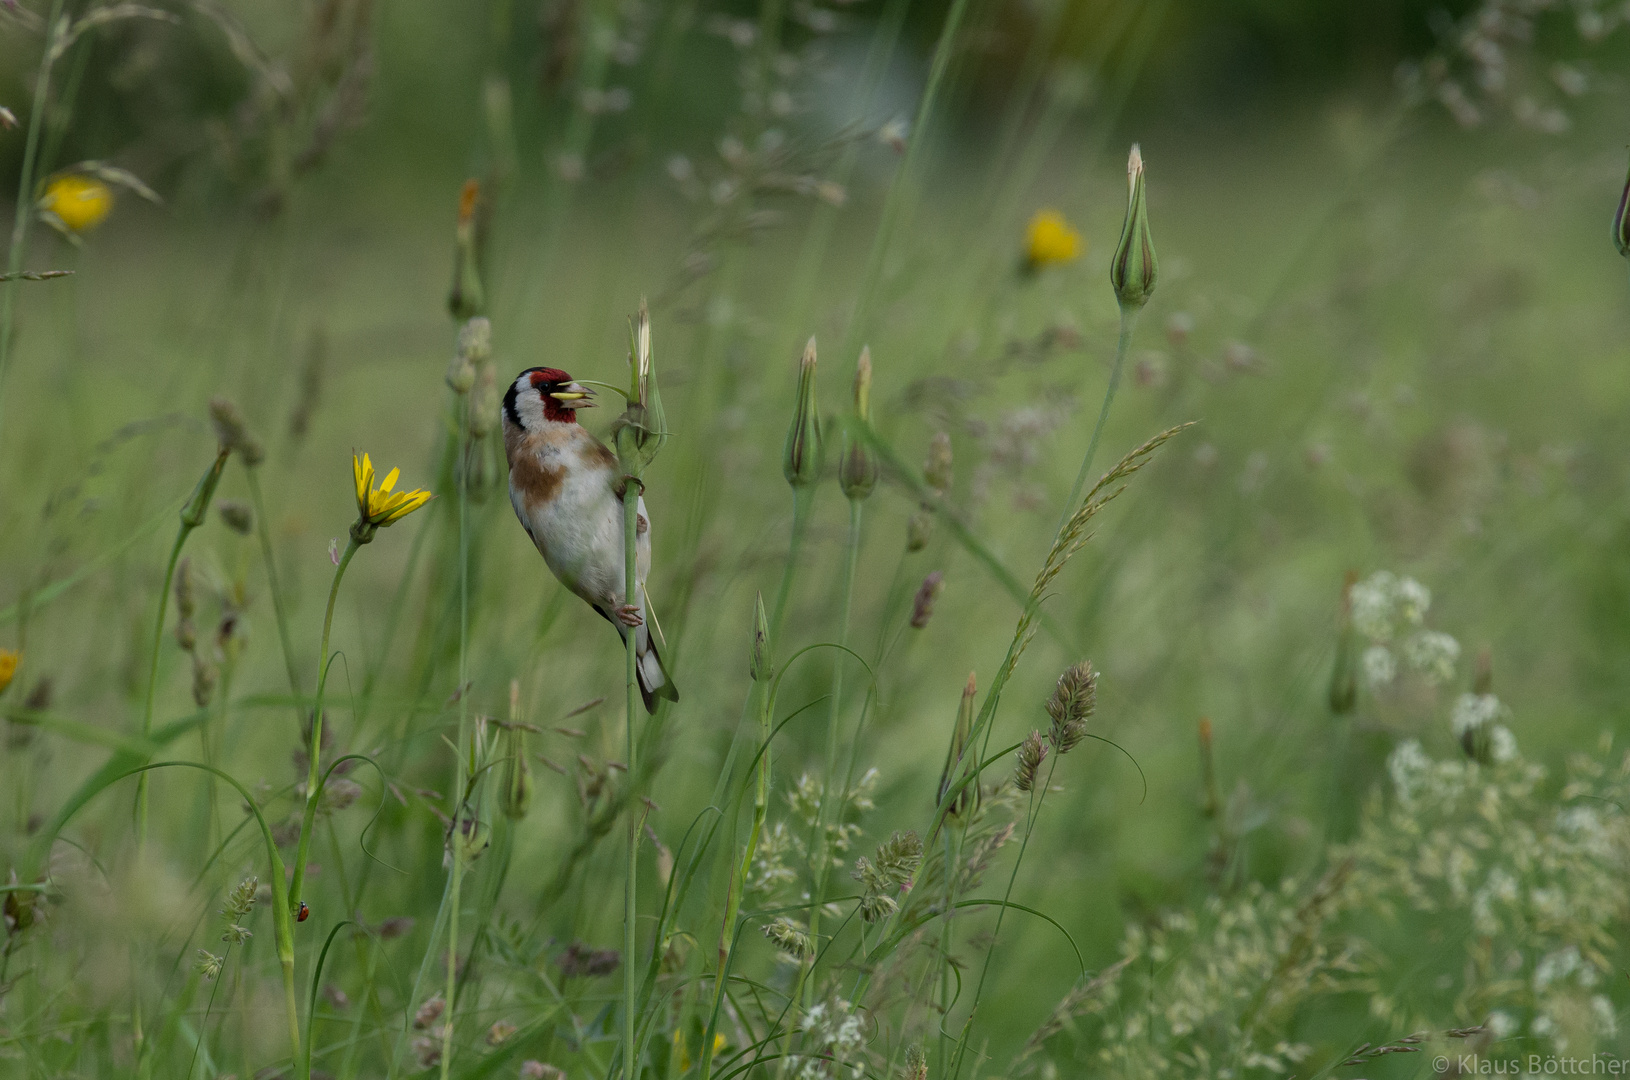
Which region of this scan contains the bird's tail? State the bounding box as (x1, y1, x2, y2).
(635, 587, 678, 714)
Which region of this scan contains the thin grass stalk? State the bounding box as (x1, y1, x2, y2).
(699, 662, 774, 1080)
(622, 477, 641, 1080)
(287, 536, 360, 920)
(949, 750, 1060, 1080)
(442, 409, 476, 1080)
(245, 467, 305, 723)
(838, 0, 973, 357)
(806, 498, 862, 990)
(0, 0, 67, 429)
(1053, 308, 1137, 540)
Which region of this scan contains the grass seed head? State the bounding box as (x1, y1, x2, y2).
(1046, 660, 1097, 754)
(783, 337, 824, 489)
(1110, 144, 1158, 310)
(764, 915, 814, 958)
(208, 397, 265, 466)
(909, 571, 944, 629)
(217, 500, 253, 535)
(903, 1045, 928, 1080)
(1016, 730, 1048, 792)
(413, 994, 446, 1030)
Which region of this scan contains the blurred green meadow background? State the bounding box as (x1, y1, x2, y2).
(4, 0, 1630, 1077)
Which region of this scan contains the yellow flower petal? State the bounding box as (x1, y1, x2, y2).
(380, 467, 399, 495)
(0, 649, 18, 695)
(1024, 208, 1082, 268)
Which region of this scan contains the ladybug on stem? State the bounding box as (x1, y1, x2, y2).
(297, 901, 310, 923)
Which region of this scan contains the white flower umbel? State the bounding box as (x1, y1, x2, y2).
(1362, 645, 1398, 690)
(1403, 629, 1460, 684)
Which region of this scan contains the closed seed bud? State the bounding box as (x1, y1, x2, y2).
(192, 655, 218, 707)
(413, 995, 446, 1030)
(839, 348, 878, 501)
(458, 316, 493, 364)
(938, 672, 980, 819)
(1046, 661, 1096, 754)
(445, 353, 476, 393)
(218, 500, 253, 535)
(500, 680, 533, 820)
(782, 338, 823, 489)
(1015, 730, 1048, 792)
(923, 431, 953, 494)
(1109, 144, 1158, 310)
(750, 591, 772, 681)
(1614, 149, 1630, 259)
(905, 509, 934, 552)
(470, 366, 499, 437)
(909, 571, 943, 629)
(174, 557, 197, 620)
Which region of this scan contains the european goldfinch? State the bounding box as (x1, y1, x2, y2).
(502, 367, 678, 712)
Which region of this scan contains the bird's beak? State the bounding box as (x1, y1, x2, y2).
(549, 383, 595, 408)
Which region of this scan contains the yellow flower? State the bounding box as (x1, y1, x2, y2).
(39, 175, 113, 234)
(672, 1030, 727, 1071)
(1024, 208, 1082, 270)
(352, 452, 432, 536)
(0, 649, 18, 695)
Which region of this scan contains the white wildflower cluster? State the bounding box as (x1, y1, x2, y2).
(1348, 571, 1460, 689)
(1450, 692, 1518, 763)
(1075, 878, 1355, 1080)
(793, 998, 867, 1080)
(1346, 740, 1630, 1052)
(751, 772, 882, 913)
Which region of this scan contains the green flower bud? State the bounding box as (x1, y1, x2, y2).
(839, 347, 878, 501)
(782, 338, 823, 489)
(750, 591, 772, 682)
(1109, 144, 1157, 311)
(613, 302, 668, 474)
(937, 672, 981, 821)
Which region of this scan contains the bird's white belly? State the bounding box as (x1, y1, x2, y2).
(523, 466, 625, 608)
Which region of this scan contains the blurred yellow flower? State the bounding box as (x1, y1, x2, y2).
(0, 649, 18, 695)
(1024, 208, 1082, 269)
(672, 1029, 727, 1071)
(39, 175, 113, 234)
(352, 451, 432, 532)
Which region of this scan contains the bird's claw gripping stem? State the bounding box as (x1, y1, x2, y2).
(615, 603, 643, 627)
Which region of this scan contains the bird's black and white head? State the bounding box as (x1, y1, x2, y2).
(503, 367, 595, 433)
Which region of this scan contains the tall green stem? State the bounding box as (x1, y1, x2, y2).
(0, 0, 67, 435)
(245, 467, 305, 721)
(806, 499, 862, 986)
(1053, 308, 1138, 538)
(769, 488, 813, 640)
(442, 413, 473, 1080)
(287, 537, 360, 919)
(621, 478, 641, 1080)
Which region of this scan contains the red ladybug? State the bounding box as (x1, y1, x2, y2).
(297, 901, 310, 923)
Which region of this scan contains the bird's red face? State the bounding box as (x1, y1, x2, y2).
(504, 367, 596, 431)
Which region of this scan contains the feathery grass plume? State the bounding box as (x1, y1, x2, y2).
(999, 425, 1187, 691)
(1015, 730, 1047, 792)
(0, 649, 17, 695)
(217, 499, 253, 535)
(839, 347, 878, 500)
(906, 431, 952, 551)
(195, 948, 223, 979)
(500, 679, 533, 820)
(1022, 208, 1082, 272)
(1109, 144, 1157, 310)
(909, 571, 944, 629)
(1008, 957, 1132, 1076)
(764, 916, 814, 959)
(1328, 570, 1359, 714)
(853, 830, 922, 922)
(221, 875, 257, 943)
(1045, 661, 1096, 753)
(448, 178, 488, 320)
(938, 672, 982, 819)
(208, 396, 265, 466)
(783, 337, 823, 488)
